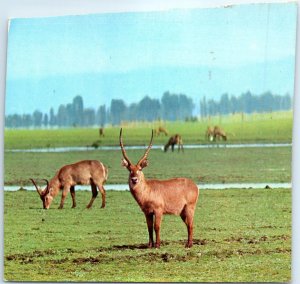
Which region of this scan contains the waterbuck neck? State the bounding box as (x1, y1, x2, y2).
(129, 176, 150, 204)
(48, 178, 61, 197)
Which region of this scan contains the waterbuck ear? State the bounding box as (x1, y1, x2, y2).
(121, 158, 129, 168)
(140, 159, 149, 169)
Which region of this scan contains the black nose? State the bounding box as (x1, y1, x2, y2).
(131, 177, 138, 184)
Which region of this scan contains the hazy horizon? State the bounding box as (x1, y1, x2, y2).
(5, 2, 297, 115)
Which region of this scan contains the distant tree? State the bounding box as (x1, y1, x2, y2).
(57, 105, 67, 127)
(33, 110, 43, 127)
(97, 105, 107, 127)
(73, 95, 84, 126)
(49, 108, 56, 127)
(161, 92, 179, 121)
(128, 103, 138, 121)
(239, 91, 254, 113)
(229, 95, 238, 114)
(207, 99, 218, 116)
(22, 114, 33, 128)
(281, 93, 292, 110)
(43, 114, 49, 127)
(83, 108, 96, 126)
(200, 96, 207, 118)
(65, 103, 74, 126)
(220, 93, 230, 114)
(110, 99, 127, 125)
(137, 96, 161, 121)
(260, 91, 274, 112)
(178, 94, 194, 120)
(5, 114, 22, 128)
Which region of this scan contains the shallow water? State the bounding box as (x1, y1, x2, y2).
(4, 182, 291, 191)
(6, 143, 292, 153)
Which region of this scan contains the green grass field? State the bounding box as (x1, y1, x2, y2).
(4, 111, 293, 149)
(3, 111, 292, 282)
(5, 147, 291, 185)
(4, 188, 291, 282)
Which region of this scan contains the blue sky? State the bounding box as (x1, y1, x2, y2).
(5, 2, 297, 115)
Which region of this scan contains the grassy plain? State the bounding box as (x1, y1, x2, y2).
(3, 111, 292, 282)
(4, 111, 293, 150)
(5, 147, 291, 185)
(4, 188, 291, 282)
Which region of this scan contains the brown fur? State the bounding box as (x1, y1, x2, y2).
(164, 134, 184, 152)
(30, 160, 108, 209)
(154, 126, 168, 136)
(206, 126, 227, 141)
(205, 126, 214, 141)
(120, 129, 199, 248)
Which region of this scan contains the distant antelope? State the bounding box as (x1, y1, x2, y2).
(120, 128, 199, 248)
(30, 160, 108, 209)
(154, 126, 168, 136)
(164, 134, 184, 152)
(213, 126, 227, 141)
(205, 126, 214, 142)
(99, 127, 105, 137)
(206, 126, 227, 142)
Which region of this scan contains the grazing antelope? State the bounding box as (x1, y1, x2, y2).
(164, 134, 184, 152)
(154, 126, 168, 136)
(120, 128, 199, 248)
(206, 126, 227, 142)
(205, 126, 214, 142)
(99, 127, 105, 137)
(30, 160, 108, 209)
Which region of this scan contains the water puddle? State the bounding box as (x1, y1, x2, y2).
(6, 143, 292, 153)
(4, 182, 291, 191)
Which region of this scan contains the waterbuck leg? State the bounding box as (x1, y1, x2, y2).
(86, 183, 98, 209)
(180, 206, 194, 248)
(154, 212, 163, 248)
(145, 213, 154, 248)
(70, 186, 76, 208)
(98, 185, 106, 208)
(59, 185, 70, 209)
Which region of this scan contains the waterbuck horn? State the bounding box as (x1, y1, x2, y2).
(137, 129, 154, 166)
(30, 178, 42, 196)
(119, 128, 133, 166)
(42, 179, 50, 194)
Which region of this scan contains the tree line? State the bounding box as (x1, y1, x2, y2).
(200, 91, 292, 118)
(5, 91, 292, 128)
(5, 92, 194, 128)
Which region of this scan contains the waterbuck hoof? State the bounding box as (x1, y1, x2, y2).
(148, 242, 154, 248)
(185, 242, 193, 248)
(155, 243, 160, 249)
(101, 205, 105, 208)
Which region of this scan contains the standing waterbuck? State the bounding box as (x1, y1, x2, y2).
(120, 128, 199, 248)
(30, 160, 108, 209)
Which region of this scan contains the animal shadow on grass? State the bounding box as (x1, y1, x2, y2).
(107, 239, 209, 251)
(5, 240, 211, 266)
